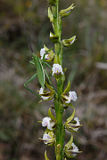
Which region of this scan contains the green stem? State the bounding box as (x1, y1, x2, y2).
(54, 0, 65, 160)
(54, 80, 65, 160)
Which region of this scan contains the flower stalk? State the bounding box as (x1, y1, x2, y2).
(24, 0, 82, 160)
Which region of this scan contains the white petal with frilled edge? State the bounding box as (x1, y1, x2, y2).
(71, 142, 80, 157)
(52, 64, 64, 75)
(69, 91, 77, 101)
(65, 91, 77, 103)
(43, 133, 51, 144)
(40, 48, 46, 59)
(42, 117, 55, 130)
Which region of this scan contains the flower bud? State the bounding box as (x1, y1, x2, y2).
(60, 4, 75, 18)
(62, 36, 76, 47)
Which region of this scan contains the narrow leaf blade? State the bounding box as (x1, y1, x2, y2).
(33, 55, 45, 88)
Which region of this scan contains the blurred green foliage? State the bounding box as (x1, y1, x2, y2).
(0, 0, 107, 160)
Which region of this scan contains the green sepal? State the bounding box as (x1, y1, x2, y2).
(44, 151, 50, 160)
(48, 7, 54, 22)
(62, 36, 76, 47)
(65, 135, 73, 150)
(45, 81, 54, 92)
(33, 55, 45, 88)
(48, 108, 56, 122)
(54, 54, 60, 64)
(64, 135, 74, 158)
(60, 4, 75, 18)
(44, 45, 49, 52)
(50, 32, 59, 43)
(66, 108, 75, 124)
(43, 45, 55, 62)
(62, 81, 71, 95)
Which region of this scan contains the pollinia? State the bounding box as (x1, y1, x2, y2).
(24, 0, 82, 160)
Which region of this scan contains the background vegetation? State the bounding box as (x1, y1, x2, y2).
(0, 0, 107, 160)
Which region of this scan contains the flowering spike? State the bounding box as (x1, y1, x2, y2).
(25, 0, 82, 159)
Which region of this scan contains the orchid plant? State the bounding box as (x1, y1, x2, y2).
(24, 0, 82, 160)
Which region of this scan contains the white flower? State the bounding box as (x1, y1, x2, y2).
(69, 91, 77, 101)
(71, 143, 80, 156)
(65, 91, 77, 103)
(40, 48, 50, 60)
(52, 64, 64, 76)
(42, 132, 54, 144)
(43, 133, 51, 144)
(72, 143, 79, 152)
(73, 117, 80, 131)
(39, 87, 49, 100)
(42, 117, 55, 130)
(40, 48, 46, 59)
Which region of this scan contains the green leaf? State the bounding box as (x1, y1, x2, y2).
(63, 81, 71, 95)
(33, 55, 45, 88)
(48, 108, 56, 121)
(44, 151, 50, 160)
(43, 61, 51, 69)
(24, 73, 39, 97)
(66, 108, 75, 124)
